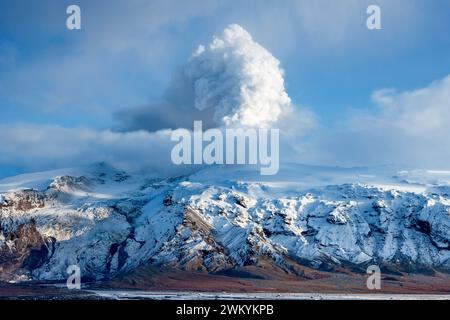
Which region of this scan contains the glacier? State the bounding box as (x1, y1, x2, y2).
(0, 163, 450, 282)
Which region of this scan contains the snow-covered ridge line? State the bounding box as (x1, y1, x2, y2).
(0, 164, 450, 282)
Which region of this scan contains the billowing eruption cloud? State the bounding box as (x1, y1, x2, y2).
(118, 24, 292, 130)
(186, 24, 291, 128)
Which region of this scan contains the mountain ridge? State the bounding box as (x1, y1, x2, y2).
(0, 164, 450, 283)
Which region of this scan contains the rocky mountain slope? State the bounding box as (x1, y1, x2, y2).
(0, 164, 450, 282)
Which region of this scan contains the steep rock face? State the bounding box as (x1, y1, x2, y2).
(0, 166, 450, 282)
(0, 219, 55, 281)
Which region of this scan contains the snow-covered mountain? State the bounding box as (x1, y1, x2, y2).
(1, 163, 450, 282)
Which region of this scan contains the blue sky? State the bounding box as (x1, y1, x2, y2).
(0, 0, 450, 176)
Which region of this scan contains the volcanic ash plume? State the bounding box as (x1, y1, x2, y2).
(185, 24, 292, 128)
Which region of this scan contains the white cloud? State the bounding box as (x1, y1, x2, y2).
(301, 75, 450, 168)
(370, 75, 450, 134)
(0, 124, 192, 176)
